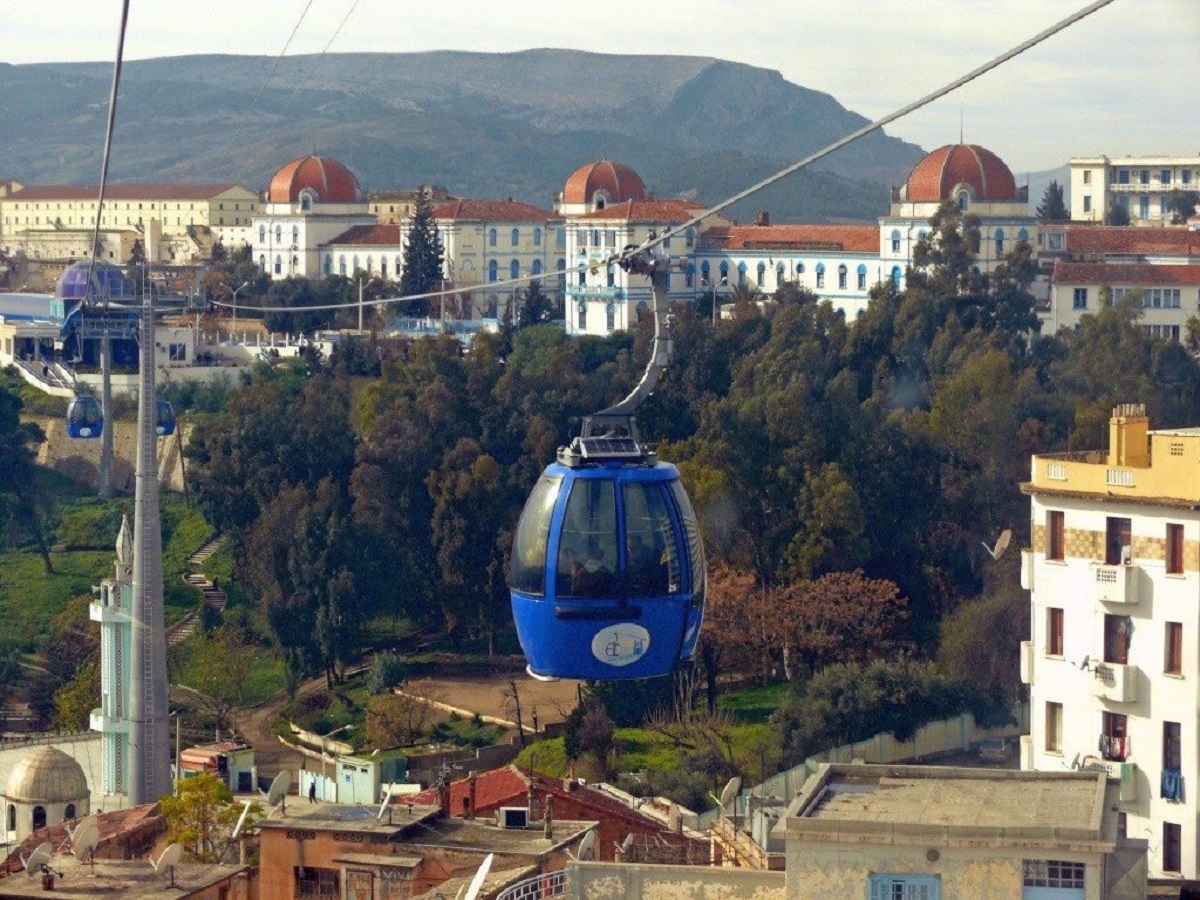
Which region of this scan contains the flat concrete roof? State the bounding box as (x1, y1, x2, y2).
(400, 815, 598, 857)
(255, 802, 441, 836)
(799, 765, 1103, 831)
(0, 856, 247, 899)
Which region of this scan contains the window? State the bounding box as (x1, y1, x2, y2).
(737, 261, 747, 286)
(1083, 196, 1092, 213)
(1083, 169, 1092, 185)
(533, 227, 542, 246)
(1045, 702, 1063, 752)
(577, 303, 586, 330)
(510, 475, 561, 595)
(1072, 287, 1088, 309)
(868, 874, 940, 900)
(488, 260, 498, 282)
(1106, 516, 1132, 565)
(64, 803, 75, 820)
(168, 343, 186, 362)
(531, 259, 542, 276)
(1166, 622, 1183, 675)
(339, 256, 346, 276)
(488, 228, 497, 247)
(857, 264, 868, 290)
(1185, 170, 1193, 185)
(815, 263, 825, 289)
(1047, 510, 1064, 561)
(757, 262, 766, 287)
(511, 228, 520, 246)
(837, 265, 847, 289)
(890, 229, 901, 253)
(1101, 711, 1128, 761)
(510, 259, 520, 279)
(958, 191, 969, 211)
(1140, 169, 1150, 185)
(1117, 169, 1130, 184)
(1164, 823, 1182, 873)
(777, 262, 786, 287)
(891, 266, 901, 289)
(258, 225, 265, 243)
(1167, 523, 1184, 574)
(1048, 608, 1064, 656)
(1139, 196, 1150, 220)
(296, 867, 339, 898)
(291, 225, 299, 245)
(1104, 614, 1131, 665)
(1164, 721, 1182, 770)
(994, 228, 1005, 256)
(32, 806, 45, 831)
(1023, 860, 1085, 890)
(606, 303, 615, 331)
(273, 254, 281, 275)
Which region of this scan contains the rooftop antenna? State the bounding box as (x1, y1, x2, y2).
(376, 783, 396, 823)
(981, 528, 1013, 560)
(711, 775, 741, 814)
(151, 842, 184, 888)
(457, 853, 493, 900)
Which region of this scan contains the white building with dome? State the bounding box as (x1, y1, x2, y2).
(3, 745, 90, 841)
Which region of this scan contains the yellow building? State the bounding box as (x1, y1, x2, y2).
(0, 183, 259, 266)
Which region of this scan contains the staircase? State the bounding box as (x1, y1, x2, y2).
(168, 535, 228, 646)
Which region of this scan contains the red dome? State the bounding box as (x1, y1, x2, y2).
(268, 156, 361, 204)
(904, 144, 1017, 203)
(562, 159, 645, 206)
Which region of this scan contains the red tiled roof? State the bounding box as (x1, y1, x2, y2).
(562, 160, 646, 206)
(577, 199, 706, 222)
(1063, 225, 1200, 257)
(4, 804, 163, 873)
(702, 223, 878, 253)
(432, 198, 556, 222)
(6, 183, 245, 201)
(1051, 261, 1200, 286)
(327, 224, 402, 246)
(905, 144, 1017, 203)
(409, 766, 529, 810)
(269, 156, 360, 204)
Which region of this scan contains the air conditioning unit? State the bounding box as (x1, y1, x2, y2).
(499, 807, 528, 829)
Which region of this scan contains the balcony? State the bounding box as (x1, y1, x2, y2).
(1092, 564, 1139, 605)
(89, 708, 128, 733)
(1092, 662, 1138, 703)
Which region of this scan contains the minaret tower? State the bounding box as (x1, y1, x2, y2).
(89, 515, 133, 800)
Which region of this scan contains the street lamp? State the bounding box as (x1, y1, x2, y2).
(230, 281, 250, 336)
(320, 724, 353, 794)
(707, 276, 728, 325)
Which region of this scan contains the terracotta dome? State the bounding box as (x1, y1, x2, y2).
(562, 159, 646, 206)
(5, 746, 89, 803)
(268, 155, 362, 204)
(904, 144, 1017, 203)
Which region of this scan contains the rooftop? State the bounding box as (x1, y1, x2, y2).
(432, 198, 557, 222)
(700, 223, 878, 254)
(254, 801, 441, 836)
(4, 184, 248, 202)
(1051, 261, 1200, 286)
(0, 856, 247, 899)
(398, 814, 598, 857)
(1062, 224, 1200, 257)
(577, 199, 706, 222)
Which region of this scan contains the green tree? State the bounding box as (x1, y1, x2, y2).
(1107, 202, 1131, 226)
(160, 773, 251, 862)
(516, 279, 553, 329)
(1035, 180, 1069, 222)
(1166, 190, 1199, 224)
(52, 658, 99, 732)
(0, 375, 53, 573)
(400, 188, 445, 314)
(182, 628, 251, 733)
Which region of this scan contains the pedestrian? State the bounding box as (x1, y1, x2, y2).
(308, 779, 317, 803)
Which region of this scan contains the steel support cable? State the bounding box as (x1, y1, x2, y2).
(277, 0, 363, 118)
(213, 0, 1116, 316)
(83, 0, 131, 301)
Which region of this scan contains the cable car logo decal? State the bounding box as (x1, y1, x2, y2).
(591, 624, 650, 667)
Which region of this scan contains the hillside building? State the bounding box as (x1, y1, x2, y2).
(0, 183, 259, 268)
(1021, 404, 1200, 881)
(1069, 157, 1200, 225)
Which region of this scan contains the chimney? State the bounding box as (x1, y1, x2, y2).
(1108, 403, 1150, 468)
(437, 779, 450, 818)
(543, 794, 554, 841)
(467, 773, 477, 820)
(755, 211, 769, 226)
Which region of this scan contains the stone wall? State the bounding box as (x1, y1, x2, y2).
(30, 416, 188, 494)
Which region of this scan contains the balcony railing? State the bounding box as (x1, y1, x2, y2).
(1093, 662, 1138, 703)
(1092, 564, 1139, 605)
(495, 870, 570, 900)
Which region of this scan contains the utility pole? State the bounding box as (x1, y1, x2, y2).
(358, 277, 364, 333)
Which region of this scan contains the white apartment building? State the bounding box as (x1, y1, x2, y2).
(1022, 405, 1200, 880)
(1070, 157, 1200, 225)
(1044, 262, 1200, 341)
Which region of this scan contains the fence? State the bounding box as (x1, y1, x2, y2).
(495, 869, 570, 900)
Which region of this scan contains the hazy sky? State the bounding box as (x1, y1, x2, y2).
(4, 0, 1198, 174)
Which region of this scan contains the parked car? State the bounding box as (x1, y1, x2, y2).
(978, 737, 1010, 763)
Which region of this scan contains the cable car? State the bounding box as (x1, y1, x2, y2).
(155, 399, 176, 436)
(510, 240, 706, 680)
(66, 395, 104, 439)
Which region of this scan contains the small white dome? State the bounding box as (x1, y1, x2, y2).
(5, 746, 89, 803)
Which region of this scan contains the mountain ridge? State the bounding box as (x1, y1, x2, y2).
(0, 49, 926, 223)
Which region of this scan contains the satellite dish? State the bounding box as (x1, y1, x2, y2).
(152, 843, 184, 887)
(66, 813, 98, 843)
(376, 783, 395, 820)
(577, 829, 597, 861)
(231, 800, 254, 840)
(619, 833, 634, 857)
(719, 776, 742, 810)
(262, 769, 293, 817)
(21, 842, 54, 878)
(460, 853, 493, 900)
(981, 528, 1013, 561)
(71, 821, 100, 862)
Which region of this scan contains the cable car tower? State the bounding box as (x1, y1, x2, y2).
(509, 239, 706, 681)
